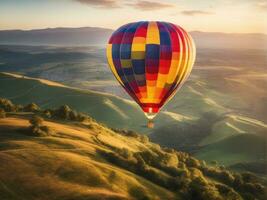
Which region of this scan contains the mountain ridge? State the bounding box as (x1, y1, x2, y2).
(1, 27, 266, 49)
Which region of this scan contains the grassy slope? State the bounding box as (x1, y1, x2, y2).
(0, 73, 138, 125)
(200, 115, 267, 145)
(196, 115, 267, 167)
(1, 72, 266, 169)
(0, 72, 172, 133)
(150, 76, 267, 167)
(0, 116, 175, 200)
(1, 114, 266, 200)
(196, 134, 266, 166)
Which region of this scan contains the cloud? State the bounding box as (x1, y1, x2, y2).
(180, 10, 214, 16)
(74, 0, 119, 8)
(255, 1, 267, 11)
(127, 0, 174, 11)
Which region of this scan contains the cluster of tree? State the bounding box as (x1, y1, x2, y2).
(201, 166, 265, 200)
(28, 115, 52, 137)
(0, 98, 41, 113)
(0, 97, 266, 199)
(43, 105, 89, 122)
(0, 98, 22, 112)
(99, 142, 266, 200)
(23, 103, 40, 112)
(128, 185, 152, 200)
(112, 128, 149, 143)
(0, 98, 90, 122)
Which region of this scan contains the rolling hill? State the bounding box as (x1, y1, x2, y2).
(0, 72, 150, 132)
(0, 111, 266, 200)
(196, 133, 266, 165)
(0, 116, 174, 200)
(0, 72, 179, 133)
(0, 72, 266, 172)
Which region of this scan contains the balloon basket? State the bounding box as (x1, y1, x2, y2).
(147, 120, 154, 128)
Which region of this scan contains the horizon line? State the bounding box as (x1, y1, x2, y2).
(0, 26, 266, 35)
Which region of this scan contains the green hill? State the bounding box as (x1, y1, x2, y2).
(0, 72, 164, 132)
(0, 72, 266, 172)
(0, 110, 266, 199)
(149, 113, 267, 167)
(196, 134, 266, 166)
(199, 115, 267, 146)
(2, 72, 195, 135)
(149, 70, 267, 166)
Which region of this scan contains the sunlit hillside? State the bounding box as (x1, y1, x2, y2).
(1, 0, 266, 199)
(0, 72, 266, 174)
(0, 107, 266, 199)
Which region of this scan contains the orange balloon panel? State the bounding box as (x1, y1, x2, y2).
(106, 21, 196, 117)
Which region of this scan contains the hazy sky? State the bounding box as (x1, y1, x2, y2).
(0, 0, 266, 33)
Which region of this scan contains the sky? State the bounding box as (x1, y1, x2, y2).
(0, 0, 266, 33)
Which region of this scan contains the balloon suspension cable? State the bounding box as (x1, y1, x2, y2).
(145, 109, 157, 128)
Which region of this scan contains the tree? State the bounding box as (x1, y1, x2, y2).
(69, 110, 78, 120)
(219, 170, 235, 185)
(140, 135, 149, 143)
(29, 115, 44, 127)
(118, 148, 133, 159)
(56, 105, 71, 119)
(24, 103, 40, 112)
(189, 177, 223, 200)
(186, 157, 201, 168)
(43, 110, 52, 118)
(28, 116, 52, 137)
(128, 186, 152, 200)
(0, 109, 6, 118)
(0, 98, 16, 112)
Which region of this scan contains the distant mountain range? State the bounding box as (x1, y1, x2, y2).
(0, 27, 113, 46)
(190, 31, 267, 49)
(0, 27, 266, 49)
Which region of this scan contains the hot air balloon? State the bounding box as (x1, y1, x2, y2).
(106, 21, 196, 128)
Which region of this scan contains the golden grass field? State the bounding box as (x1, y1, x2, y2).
(0, 116, 175, 200)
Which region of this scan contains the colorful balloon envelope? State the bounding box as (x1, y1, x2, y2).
(106, 21, 196, 127)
